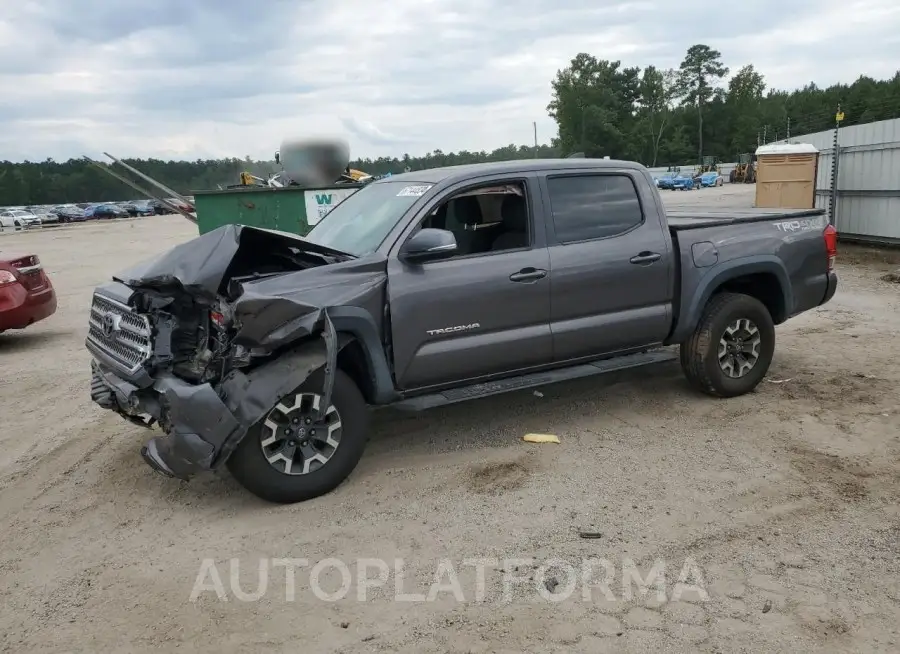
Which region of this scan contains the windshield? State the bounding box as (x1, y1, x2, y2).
(304, 180, 433, 256)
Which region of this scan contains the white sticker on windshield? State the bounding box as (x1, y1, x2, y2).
(396, 185, 432, 197)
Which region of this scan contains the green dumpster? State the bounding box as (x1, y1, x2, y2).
(191, 184, 363, 236)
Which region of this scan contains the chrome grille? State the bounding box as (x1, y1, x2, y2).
(87, 293, 153, 373)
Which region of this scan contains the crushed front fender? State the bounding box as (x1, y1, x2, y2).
(92, 338, 336, 480)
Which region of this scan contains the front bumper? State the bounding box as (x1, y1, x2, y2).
(89, 340, 331, 481)
(91, 360, 242, 479)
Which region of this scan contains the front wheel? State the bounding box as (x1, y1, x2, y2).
(226, 369, 369, 503)
(679, 292, 775, 398)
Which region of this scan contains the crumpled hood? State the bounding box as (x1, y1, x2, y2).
(111, 223, 388, 352)
(231, 257, 387, 350)
(113, 224, 352, 299)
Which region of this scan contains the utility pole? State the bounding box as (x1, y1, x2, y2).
(763, 125, 768, 144)
(829, 103, 844, 226)
(533, 122, 538, 158)
(786, 117, 791, 141)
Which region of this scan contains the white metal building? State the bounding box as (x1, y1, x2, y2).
(773, 117, 900, 244)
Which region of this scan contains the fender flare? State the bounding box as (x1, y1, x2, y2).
(326, 306, 398, 405)
(670, 256, 792, 343)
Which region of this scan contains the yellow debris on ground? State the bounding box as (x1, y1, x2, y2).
(522, 433, 560, 444)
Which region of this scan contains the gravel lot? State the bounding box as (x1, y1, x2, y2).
(2, 185, 899, 653)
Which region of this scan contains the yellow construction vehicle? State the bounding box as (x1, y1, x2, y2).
(729, 153, 757, 184)
(697, 156, 719, 174)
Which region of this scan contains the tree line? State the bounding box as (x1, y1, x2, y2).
(2, 44, 899, 206)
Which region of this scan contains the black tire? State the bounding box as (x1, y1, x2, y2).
(226, 369, 369, 503)
(679, 292, 775, 398)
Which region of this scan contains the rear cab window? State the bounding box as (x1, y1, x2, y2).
(545, 174, 644, 243)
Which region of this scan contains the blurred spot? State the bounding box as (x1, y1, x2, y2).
(278, 137, 349, 186)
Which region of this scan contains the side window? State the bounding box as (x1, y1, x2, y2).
(546, 174, 643, 243)
(416, 181, 531, 258)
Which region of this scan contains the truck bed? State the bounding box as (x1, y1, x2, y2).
(666, 207, 825, 230)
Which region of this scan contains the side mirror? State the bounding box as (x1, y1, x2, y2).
(400, 228, 457, 262)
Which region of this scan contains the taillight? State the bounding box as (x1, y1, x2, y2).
(10, 255, 39, 269)
(0, 270, 18, 286)
(823, 224, 838, 272)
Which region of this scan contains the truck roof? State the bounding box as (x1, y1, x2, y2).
(378, 158, 646, 185)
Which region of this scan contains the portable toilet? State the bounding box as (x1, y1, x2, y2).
(754, 142, 819, 209)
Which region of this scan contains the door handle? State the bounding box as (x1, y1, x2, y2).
(509, 268, 547, 282)
(629, 252, 661, 265)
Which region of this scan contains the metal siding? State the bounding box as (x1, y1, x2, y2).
(777, 117, 900, 149)
(778, 117, 900, 243)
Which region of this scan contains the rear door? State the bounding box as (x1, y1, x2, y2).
(386, 173, 552, 391)
(539, 170, 674, 362)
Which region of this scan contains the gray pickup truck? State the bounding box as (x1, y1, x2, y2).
(86, 159, 838, 503)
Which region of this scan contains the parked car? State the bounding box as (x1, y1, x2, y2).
(147, 199, 174, 215)
(0, 251, 57, 333)
(131, 201, 156, 216)
(25, 206, 58, 224)
(118, 203, 139, 217)
(0, 209, 41, 229)
(91, 204, 129, 219)
(700, 172, 724, 187)
(118, 202, 153, 217)
(86, 159, 839, 503)
(167, 198, 195, 213)
(51, 204, 88, 223)
(672, 174, 696, 190)
(656, 173, 677, 190)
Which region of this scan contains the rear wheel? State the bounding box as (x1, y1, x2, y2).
(226, 369, 369, 503)
(680, 292, 775, 397)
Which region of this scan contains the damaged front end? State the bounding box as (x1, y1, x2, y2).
(86, 224, 387, 480)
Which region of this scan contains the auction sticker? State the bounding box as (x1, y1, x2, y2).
(396, 185, 433, 197)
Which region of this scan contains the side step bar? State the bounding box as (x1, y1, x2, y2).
(390, 349, 678, 412)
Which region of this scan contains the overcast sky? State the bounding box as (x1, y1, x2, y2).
(1, 0, 898, 163)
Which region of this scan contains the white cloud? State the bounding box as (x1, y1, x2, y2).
(0, 0, 897, 162)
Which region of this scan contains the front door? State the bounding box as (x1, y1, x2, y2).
(387, 177, 552, 391)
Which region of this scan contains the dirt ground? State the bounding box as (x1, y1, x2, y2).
(1, 187, 899, 653)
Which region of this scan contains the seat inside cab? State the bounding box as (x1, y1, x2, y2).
(421, 184, 529, 256)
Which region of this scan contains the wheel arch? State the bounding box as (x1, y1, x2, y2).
(328, 306, 398, 405)
(671, 257, 792, 343)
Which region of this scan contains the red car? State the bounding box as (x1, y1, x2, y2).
(0, 252, 57, 332)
